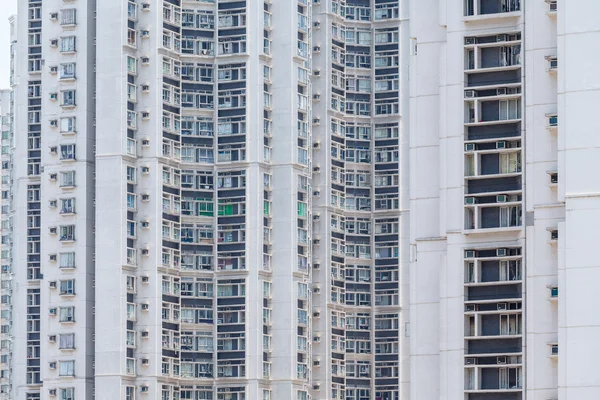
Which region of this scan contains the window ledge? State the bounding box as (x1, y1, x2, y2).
(463, 11, 521, 23)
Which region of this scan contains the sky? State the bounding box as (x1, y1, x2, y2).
(0, 0, 17, 88)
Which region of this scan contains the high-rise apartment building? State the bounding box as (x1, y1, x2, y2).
(4, 0, 599, 400)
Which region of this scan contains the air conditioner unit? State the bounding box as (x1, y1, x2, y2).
(313, 191, 320, 197)
(49, 253, 57, 261)
(313, 311, 320, 318)
(50, 39, 58, 47)
(141, 276, 150, 283)
(464, 197, 476, 205)
(550, 173, 558, 184)
(141, 385, 149, 393)
(312, 215, 320, 221)
(141, 3, 150, 11)
(464, 143, 475, 152)
(49, 92, 58, 100)
(50, 173, 57, 180)
(496, 195, 508, 203)
(313, 94, 320, 100)
(313, 384, 321, 391)
(497, 34, 508, 42)
(313, 166, 320, 173)
(496, 141, 506, 149)
(550, 230, 558, 240)
(465, 358, 475, 365)
(49, 227, 57, 234)
(497, 356, 507, 364)
(49, 307, 57, 315)
(464, 90, 476, 98)
(50, 146, 57, 154)
(141, 304, 149, 311)
(141, 84, 150, 92)
(141, 30, 150, 38)
(465, 250, 476, 259)
(497, 303, 508, 311)
(496, 248, 507, 257)
(49, 389, 57, 396)
(50, 65, 58, 74)
(141, 56, 150, 64)
(141, 330, 149, 338)
(313, 239, 320, 245)
(312, 118, 320, 125)
(313, 263, 320, 269)
(50, 119, 58, 127)
(50, 12, 59, 20)
(313, 46, 321, 52)
(201, 49, 209, 55)
(465, 37, 476, 45)
(49, 362, 57, 369)
(48, 334, 57, 342)
(141, 249, 149, 256)
(465, 304, 476, 312)
(497, 88, 507, 95)
(141, 221, 149, 228)
(142, 112, 150, 119)
(142, 358, 149, 366)
(313, 70, 321, 76)
(141, 194, 150, 201)
(49, 200, 57, 207)
(141, 139, 150, 147)
(313, 287, 320, 294)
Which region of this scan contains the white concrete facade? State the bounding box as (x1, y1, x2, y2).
(5, 1, 600, 400)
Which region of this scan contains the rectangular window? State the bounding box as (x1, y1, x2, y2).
(61, 90, 76, 106)
(127, 56, 137, 74)
(60, 198, 75, 214)
(59, 225, 76, 241)
(59, 280, 75, 295)
(59, 252, 76, 269)
(60, 388, 75, 400)
(60, 63, 76, 79)
(126, 386, 135, 400)
(60, 171, 76, 187)
(59, 307, 75, 322)
(58, 360, 75, 376)
(60, 117, 76, 133)
(59, 333, 75, 349)
(61, 9, 77, 25)
(60, 144, 76, 160)
(60, 36, 76, 52)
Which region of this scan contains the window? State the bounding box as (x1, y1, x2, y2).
(59, 252, 76, 269)
(59, 225, 75, 241)
(59, 360, 75, 376)
(126, 386, 135, 400)
(61, 9, 76, 25)
(127, 84, 137, 101)
(59, 333, 75, 349)
(60, 63, 76, 79)
(60, 388, 75, 400)
(60, 198, 75, 214)
(60, 171, 76, 187)
(126, 166, 136, 183)
(60, 280, 75, 295)
(60, 144, 76, 160)
(60, 117, 76, 133)
(59, 307, 75, 322)
(61, 90, 76, 107)
(127, 56, 137, 74)
(60, 36, 76, 52)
